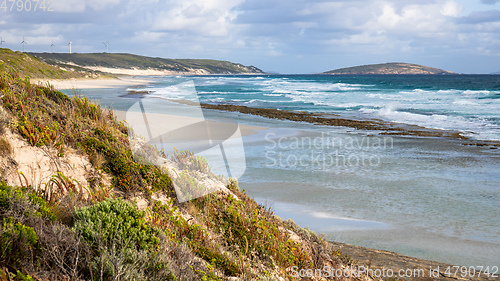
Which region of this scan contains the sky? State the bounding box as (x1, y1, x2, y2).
(1, 0, 500, 74)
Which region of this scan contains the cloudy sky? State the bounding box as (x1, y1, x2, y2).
(1, 0, 500, 73)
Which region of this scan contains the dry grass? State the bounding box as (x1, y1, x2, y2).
(0, 105, 10, 135)
(0, 71, 173, 195)
(0, 138, 11, 156)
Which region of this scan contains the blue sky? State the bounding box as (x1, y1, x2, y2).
(1, 0, 500, 73)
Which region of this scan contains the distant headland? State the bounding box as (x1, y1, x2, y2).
(28, 52, 264, 75)
(323, 62, 455, 75)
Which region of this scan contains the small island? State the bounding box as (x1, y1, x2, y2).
(323, 62, 455, 75)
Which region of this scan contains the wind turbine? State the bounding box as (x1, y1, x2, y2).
(103, 41, 109, 53)
(50, 41, 55, 53)
(0, 37, 5, 48)
(68, 41, 72, 54)
(21, 36, 27, 52)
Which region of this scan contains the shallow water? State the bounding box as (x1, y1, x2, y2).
(234, 115, 500, 267)
(65, 77, 500, 268)
(183, 107, 499, 267)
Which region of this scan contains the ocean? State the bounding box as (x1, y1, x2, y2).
(65, 74, 500, 268)
(143, 75, 500, 141)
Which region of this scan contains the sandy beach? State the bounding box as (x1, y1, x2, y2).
(33, 76, 156, 90)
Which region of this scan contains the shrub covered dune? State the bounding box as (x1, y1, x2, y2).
(0, 70, 374, 281)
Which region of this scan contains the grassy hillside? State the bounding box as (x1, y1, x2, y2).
(29, 52, 264, 75)
(0, 70, 366, 280)
(324, 62, 455, 75)
(0, 48, 107, 79)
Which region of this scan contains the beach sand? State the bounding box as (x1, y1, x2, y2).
(33, 76, 155, 90)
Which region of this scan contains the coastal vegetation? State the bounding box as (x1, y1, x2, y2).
(323, 62, 455, 75)
(0, 69, 363, 280)
(0, 48, 106, 79)
(29, 52, 264, 75)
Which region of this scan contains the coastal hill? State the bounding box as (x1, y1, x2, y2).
(29, 52, 264, 75)
(0, 48, 97, 79)
(324, 62, 455, 75)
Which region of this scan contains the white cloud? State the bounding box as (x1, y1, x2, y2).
(367, 1, 462, 36)
(151, 0, 244, 37)
(132, 31, 165, 43)
(440, 0, 462, 16)
(377, 3, 402, 29)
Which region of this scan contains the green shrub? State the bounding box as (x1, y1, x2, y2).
(194, 245, 239, 276)
(0, 217, 38, 267)
(193, 193, 310, 271)
(0, 182, 55, 221)
(72, 198, 160, 250)
(71, 198, 186, 280)
(1, 217, 38, 245)
(151, 201, 241, 277)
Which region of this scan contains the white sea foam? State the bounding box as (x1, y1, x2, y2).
(366, 93, 417, 101)
(140, 76, 500, 141)
(461, 90, 491, 96)
(452, 99, 479, 106)
(437, 89, 460, 95)
(360, 106, 500, 140)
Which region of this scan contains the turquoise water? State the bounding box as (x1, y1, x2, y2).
(66, 74, 500, 268)
(140, 75, 500, 141)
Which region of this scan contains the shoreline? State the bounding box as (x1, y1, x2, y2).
(33, 75, 157, 90)
(33, 77, 498, 277)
